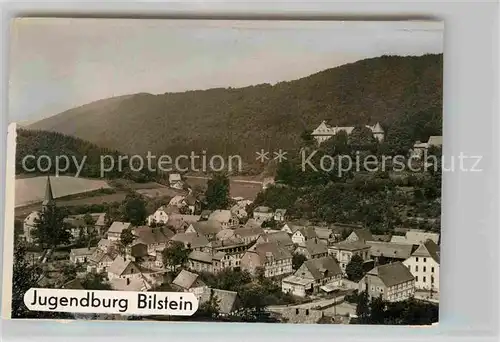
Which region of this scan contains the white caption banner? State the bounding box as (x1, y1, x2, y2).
(24, 288, 199, 316)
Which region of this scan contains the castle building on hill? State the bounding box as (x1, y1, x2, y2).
(311, 121, 385, 144)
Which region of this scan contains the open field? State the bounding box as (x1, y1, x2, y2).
(185, 176, 263, 201)
(15, 176, 111, 208)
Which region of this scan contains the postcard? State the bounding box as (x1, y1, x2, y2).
(3, 18, 442, 325)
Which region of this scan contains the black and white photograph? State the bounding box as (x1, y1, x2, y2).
(4, 18, 443, 325)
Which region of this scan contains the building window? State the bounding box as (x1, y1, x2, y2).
(423, 266, 426, 272)
(296, 309, 299, 315)
(416, 276, 418, 282)
(423, 276, 426, 282)
(423, 258, 427, 262)
(431, 267, 435, 273)
(306, 309, 309, 316)
(416, 266, 418, 272)
(416, 257, 419, 262)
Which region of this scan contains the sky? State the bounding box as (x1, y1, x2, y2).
(9, 18, 443, 123)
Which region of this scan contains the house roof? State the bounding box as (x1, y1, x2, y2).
(172, 270, 205, 290)
(110, 277, 147, 291)
(108, 222, 132, 234)
(208, 210, 233, 223)
(314, 228, 333, 240)
(428, 136, 443, 147)
(411, 239, 440, 264)
(108, 257, 137, 277)
(134, 226, 174, 245)
(284, 224, 303, 234)
(169, 173, 182, 182)
(405, 230, 440, 245)
(298, 239, 328, 256)
(301, 256, 342, 280)
(372, 234, 392, 242)
(282, 275, 314, 286)
(254, 206, 272, 213)
(332, 240, 370, 251)
(169, 195, 186, 205)
(297, 227, 318, 240)
(366, 241, 414, 259)
(275, 209, 287, 215)
(259, 231, 293, 246)
(190, 220, 223, 236)
(216, 229, 235, 240)
(244, 218, 263, 229)
(390, 235, 408, 244)
(251, 242, 292, 263)
(367, 261, 414, 287)
(234, 225, 264, 238)
(89, 249, 115, 264)
(97, 238, 113, 250)
(188, 250, 213, 263)
(200, 288, 238, 314)
(171, 233, 210, 249)
(70, 247, 96, 256)
(353, 228, 373, 242)
(210, 237, 245, 249)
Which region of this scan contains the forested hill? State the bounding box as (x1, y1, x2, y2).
(28, 54, 443, 161)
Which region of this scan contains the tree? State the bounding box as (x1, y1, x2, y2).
(198, 290, 220, 319)
(345, 254, 365, 282)
(11, 242, 41, 318)
(122, 193, 147, 225)
(205, 173, 230, 210)
(162, 241, 190, 270)
(81, 273, 112, 290)
(355, 290, 369, 320)
(32, 206, 72, 248)
(83, 213, 95, 226)
(119, 228, 135, 256)
(292, 253, 307, 270)
(300, 129, 315, 146)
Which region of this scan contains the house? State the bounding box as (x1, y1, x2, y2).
(185, 194, 201, 214)
(166, 213, 200, 233)
(64, 216, 88, 241)
(359, 262, 415, 302)
(216, 229, 235, 241)
(200, 288, 240, 315)
(230, 204, 248, 221)
(200, 210, 212, 221)
(367, 241, 415, 263)
(273, 209, 287, 222)
(314, 227, 335, 245)
(233, 225, 264, 244)
(97, 238, 115, 253)
(210, 237, 249, 270)
(208, 210, 238, 229)
(244, 218, 263, 229)
(403, 239, 440, 292)
(240, 242, 293, 278)
(410, 136, 443, 159)
(346, 228, 373, 243)
(311, 121, 384, 144)
(405, 229, 440, 245)
(107, 257, 141, 280)
(132, 226, 174, 256)
(282, 256, 343, 297)
(172, 270, 208, 299)
(94, 213, 107, 236)
(295, 239, 328, 259)
(169, 173, 184, 189)
(291, 227, 318, 245)
(147, 206, 170, 226)
(328, 240, 371, 272)
(110, 277, 151, 292)
(22, 211, 40, 243)
(257, 231, 294, 251)
(281, 223, 302, 235)
(70, 247, 96, 264)
(188, 250, 226, 274)
(169, 195, 187, 207)
(107, 222, 132, 241)
(185, 220, 222, 241)
(253, 206, 274, 223)
(88, 248, 116, 273)
(170, 233, 211, 252)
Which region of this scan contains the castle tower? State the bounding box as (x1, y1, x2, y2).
(42, 175, 55, 210)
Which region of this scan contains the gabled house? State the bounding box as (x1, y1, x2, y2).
(253, 206, 274, 224)
(282, 256, 343, 297)
(170, 232, 211, 252)
(291, 227, 318, 245)
(88, 248, 116, 273)
(328, 240, 371, 272)
(107, 257, 141, 280)
(359, 261, 415, 302)
(22, 211, 40, 243)
(240, 242, 293, 278)
(185, 220, 223, 241)
(166, 213, 200, 233)
(147, 206, 170, 226)
(107, 222, 132, 241)
(94, 213, 107, 236)
(367, 241, 415, 264)
(188, 250, 226, 274)
(70, 247, 96, 264)
(257, 231, 295, 251)
(210, 237, 249, 270)
(346, 228, 373, 243)
(133, 226, 175, 256)
(169, 195, 187, 208)
(273, 209, 287, 222)
(208, 210, 238, 229)
(281, 223, 302, 235)
(295, 239, 328, 260)
(233, 225, 264, 244)
(169, 173, 184, 189)
(403, 239, 440, 292)
(172, 270, 207, 299)
(200, 288, 240, 316)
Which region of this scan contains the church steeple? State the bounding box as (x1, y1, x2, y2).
(42, 176, 55, 208)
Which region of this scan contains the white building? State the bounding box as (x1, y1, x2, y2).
(169, 173, 183, 189)
(147, 206, 170, 226)
(208, 210, 238, 229)
(410, 136, 443, 159)
(70, 247, 96, 264)
(311, 121, 384, 144)
(107, 222, 132, 241)
(22, 211, 40, 243)
(253, 206, 274, 224)
(403, 239, 440, 292)
(359, 262, 415, 302)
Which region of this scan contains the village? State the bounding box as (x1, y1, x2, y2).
(15, 123, 441, 324)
